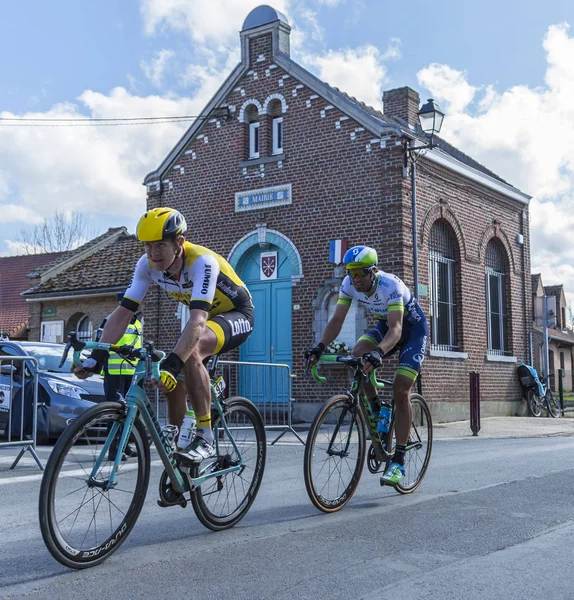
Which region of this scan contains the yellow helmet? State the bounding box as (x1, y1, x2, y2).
(136, 207, 187, 242)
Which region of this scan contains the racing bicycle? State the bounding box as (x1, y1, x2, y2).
(38, 333, 266, 569)
(303, 354, 432, 512)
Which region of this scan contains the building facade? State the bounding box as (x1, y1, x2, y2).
(136, 6, 532, 421)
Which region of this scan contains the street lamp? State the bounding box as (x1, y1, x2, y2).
(404, 98, 445, 301)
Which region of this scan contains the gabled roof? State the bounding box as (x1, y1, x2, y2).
(23, 229, 141, 299)
(545, 284, 564, 297)
(144, 29, 529, 205)
(0, 251, 66, 337)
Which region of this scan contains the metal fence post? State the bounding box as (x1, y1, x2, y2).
(470, 371, 480, 436)
(0, 356, 43, 470)
(558, 368, 564, 416)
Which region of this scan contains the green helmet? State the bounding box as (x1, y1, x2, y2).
(343, 246, 378, 269)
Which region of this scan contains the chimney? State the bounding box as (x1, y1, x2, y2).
(382, 87, 421, 128)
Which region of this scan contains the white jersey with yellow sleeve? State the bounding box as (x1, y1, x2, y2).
(122, 241, 253, 318)
(338, 271, 423, 328)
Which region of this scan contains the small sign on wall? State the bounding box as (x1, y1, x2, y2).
(260, 251, 278, 280)
(235, 184, 292, 212)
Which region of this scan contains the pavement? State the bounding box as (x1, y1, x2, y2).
(433, 414, 574, 440)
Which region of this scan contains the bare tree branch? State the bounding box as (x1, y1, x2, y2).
(17, 211, 100, 254)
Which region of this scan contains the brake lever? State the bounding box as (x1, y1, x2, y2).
(58, 342, 72, 369)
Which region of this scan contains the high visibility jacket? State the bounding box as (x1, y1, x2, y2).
(96, 316, 143, 376)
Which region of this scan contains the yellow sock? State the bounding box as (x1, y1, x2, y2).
(196, 413, 213, 444)
(197, 414, 211, 429)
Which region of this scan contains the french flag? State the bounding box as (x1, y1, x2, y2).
(329, 239, 348, 264)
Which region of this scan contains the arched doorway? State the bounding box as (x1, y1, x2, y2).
(238, 244, 292, 367)
(237, 244, 292, 404)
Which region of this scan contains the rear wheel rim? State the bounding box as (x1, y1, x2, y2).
(190, 399, 266, 529)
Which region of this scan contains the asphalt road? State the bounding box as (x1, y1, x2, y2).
(2, 432, 574, 600)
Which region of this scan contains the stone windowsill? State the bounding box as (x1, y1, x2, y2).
(485, 353, 518, 363)
(239, 154, 285, 168)
(429, 348, 468, 360)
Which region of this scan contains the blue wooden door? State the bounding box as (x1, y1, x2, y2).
(238, 246, 292, 404)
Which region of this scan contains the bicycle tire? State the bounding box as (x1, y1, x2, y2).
(526, 388, 543, 417)
(189, 397, 266, 531)
(391, 394, 433, 495)
(545, 390, 561, 418)
(304, 394, 366, 513)
(39, 402, 150, 569)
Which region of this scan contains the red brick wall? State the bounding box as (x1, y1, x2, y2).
(143, 31, 530, 412)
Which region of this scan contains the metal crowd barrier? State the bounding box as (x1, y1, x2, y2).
(154, 359, 304, 445)
(217, 360, 304, 445)
(0, 356, 43, 470)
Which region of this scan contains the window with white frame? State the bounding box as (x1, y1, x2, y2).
(249, 121, 260, 159)
(428, 220, 459, 350)
(485, 239, 509, 355)
(41, 320, 64, 343)
(272, 117, 283, 154)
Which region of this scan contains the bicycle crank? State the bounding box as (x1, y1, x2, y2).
(157, 469, 188, 508)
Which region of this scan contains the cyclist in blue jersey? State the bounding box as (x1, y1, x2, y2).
(305, 245, 429, 486)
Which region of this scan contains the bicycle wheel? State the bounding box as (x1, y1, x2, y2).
(392, 394, 433, 495)
(304, 395, 366, 513)
(189, 397, 266, 531)
(545, 390, 561, 418)
(526, 389, 543, 417)
(39, 402, 150, 569)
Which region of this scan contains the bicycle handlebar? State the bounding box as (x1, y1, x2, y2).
(60, 331, 165, 380)
(307, 354, 385, 389)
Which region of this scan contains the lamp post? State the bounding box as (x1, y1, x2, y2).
(404, 98, 445, 300)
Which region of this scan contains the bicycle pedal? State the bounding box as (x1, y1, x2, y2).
(157, 494, 187, 509)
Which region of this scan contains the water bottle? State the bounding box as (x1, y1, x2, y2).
(377, 402, 392, 435)
(177, 409, 196, 450)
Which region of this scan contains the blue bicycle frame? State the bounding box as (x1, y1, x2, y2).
(72, 342, 244, 494)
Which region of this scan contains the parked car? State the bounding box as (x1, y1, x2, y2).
(0, 340, 105, 442)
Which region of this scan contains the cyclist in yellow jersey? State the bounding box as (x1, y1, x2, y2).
(74, 207, 254, 464)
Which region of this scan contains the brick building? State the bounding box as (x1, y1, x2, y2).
(136, 5, 532, 421)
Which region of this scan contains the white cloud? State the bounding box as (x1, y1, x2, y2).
(0, 204, 44, 224)
(417, 63, 477, 113)
(141, 49, 175, 87)
(416, 22, 574, 301)
(302, 45, 389, 110)
(0, 89, 208, 225)
(315, 0, 343, 5)
(140, 0, 289, 46)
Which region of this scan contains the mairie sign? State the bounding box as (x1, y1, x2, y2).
(235, 184, 292, 212)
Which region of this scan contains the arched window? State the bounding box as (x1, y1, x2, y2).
(77, 315, 93, 343)
(268, 99, 283, 155)
(485, 238, 510, 354)
(327, 292, 356, 349)
(245, 104, 260, 159)
(428, 220, 460, 350)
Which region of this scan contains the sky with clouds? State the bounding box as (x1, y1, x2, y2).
(0, 0, 573, 300)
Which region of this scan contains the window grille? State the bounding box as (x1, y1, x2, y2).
(428, 220, 459, 351)
(485, 239, 509, 354)
(77, 316, 93, 343)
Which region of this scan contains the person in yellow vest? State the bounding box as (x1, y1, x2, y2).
(96, 292, 143, 403)
(96, 292, 142, 460)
